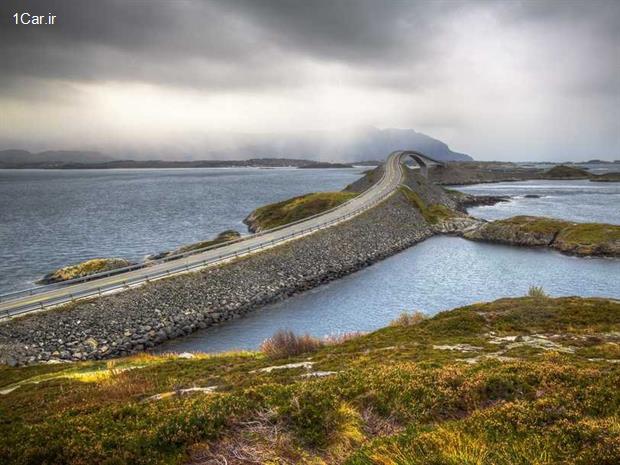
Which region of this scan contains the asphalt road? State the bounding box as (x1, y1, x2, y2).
(0, 150, 440, 318)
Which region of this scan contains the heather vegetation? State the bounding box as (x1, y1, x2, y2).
(1, 296, 618, 464)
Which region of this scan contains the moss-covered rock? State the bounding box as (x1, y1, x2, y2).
(36, 258, 134, 284)
(464, 215, 620, 257)
(464, 215, 568, 246)
(243, 192, 358, 232)
(553, 223, 620, 256)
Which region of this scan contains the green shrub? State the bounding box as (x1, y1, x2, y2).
(528, 286, 548, 298)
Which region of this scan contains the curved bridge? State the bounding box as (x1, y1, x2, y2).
(399, 150, 445, 177)
(0, 150, 444, 318)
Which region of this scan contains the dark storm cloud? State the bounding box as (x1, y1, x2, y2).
(1, 0, 617, 93)
(0, 0, 449, 93)
(0, 0, 618, 160)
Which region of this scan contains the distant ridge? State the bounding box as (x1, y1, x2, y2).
(195, 127, 472, 162)
(0, 149, 114, 165)
(0, 127, 473, 166)
(0, 156, 353, 170)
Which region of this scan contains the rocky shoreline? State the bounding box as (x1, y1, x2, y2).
(0, 190, 435, 366)
(461, 216, 620, 257)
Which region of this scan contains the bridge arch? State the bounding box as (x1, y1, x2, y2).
(398, 150, 445, 177)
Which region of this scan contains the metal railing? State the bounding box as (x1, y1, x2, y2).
(0, 157, 399, 318)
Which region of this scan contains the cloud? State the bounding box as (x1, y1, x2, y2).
(0, 0, 618, 160)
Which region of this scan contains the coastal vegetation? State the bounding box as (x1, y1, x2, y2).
(543, 165, 590, 179)
(535, 164, 619, 182)
(398, 186, 461, 224)
(244, 191, 358, 232)
(1, 296, 618, 464)
(463, 216, 620, 257)
(176, 230, 240, 253)
(147, 230, 242, 260)
(36, 258, 133, 284)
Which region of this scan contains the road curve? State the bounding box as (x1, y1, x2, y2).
(0, 150, 440, 318)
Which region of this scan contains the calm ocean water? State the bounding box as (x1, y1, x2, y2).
(456, 179, 620, 224)
(156, 235, 620, 354)
(155, 177, 620, 354)
(2, 168, 619, 354)
(0, 168, 363, 293)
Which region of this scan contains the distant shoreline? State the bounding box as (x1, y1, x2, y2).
(0, 159, 357, 170)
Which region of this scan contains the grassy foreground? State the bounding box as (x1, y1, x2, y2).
(245, 191, 358, 231)
(1, 296, 619, 464)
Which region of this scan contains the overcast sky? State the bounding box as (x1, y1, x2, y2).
(0, 0, 618, 160)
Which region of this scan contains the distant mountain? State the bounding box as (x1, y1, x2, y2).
(199, 127, 472, 162)
(0, 127, 472, 166)
(0, 149, 115, 165)
(337, 127, 472, 162)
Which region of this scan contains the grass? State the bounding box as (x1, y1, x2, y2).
(390, 311, 427, 326)
(247, 191, 358, 230)
(175, 229, 241, 254)
(1, 296, 619, 464)
(260, 330, 364, 359)
(36, 258, 133, 284)
(555, 223, 620, 247)
(398, 187, 460, 224)
(473, 216, 620, 256)
(260, 329, 324, 359)
(527, 286, 548, 298)
(488, 216, 571, 235)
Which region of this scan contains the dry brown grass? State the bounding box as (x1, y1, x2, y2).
(260, 330, 324, 359)
(324, 331, 365, 345)
(260, 330, 365, 359)
(390, 311, 428, 327)
(187, 410, 302, 465)
(528, 286, 548, 299)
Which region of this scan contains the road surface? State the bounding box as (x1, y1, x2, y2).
(0, 150, 442, 318)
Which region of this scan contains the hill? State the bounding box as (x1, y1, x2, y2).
(0, 295, 618, 464)
(543, 165, 591, 179)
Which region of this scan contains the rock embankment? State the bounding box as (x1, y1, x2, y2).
(462, 216, 620, 257)
(36, 258, 134, 285)
(0, 191, 432, 365)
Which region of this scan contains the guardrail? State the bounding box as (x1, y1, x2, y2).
(0, 157, 399, 319)
(0, 164, 390, 305)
